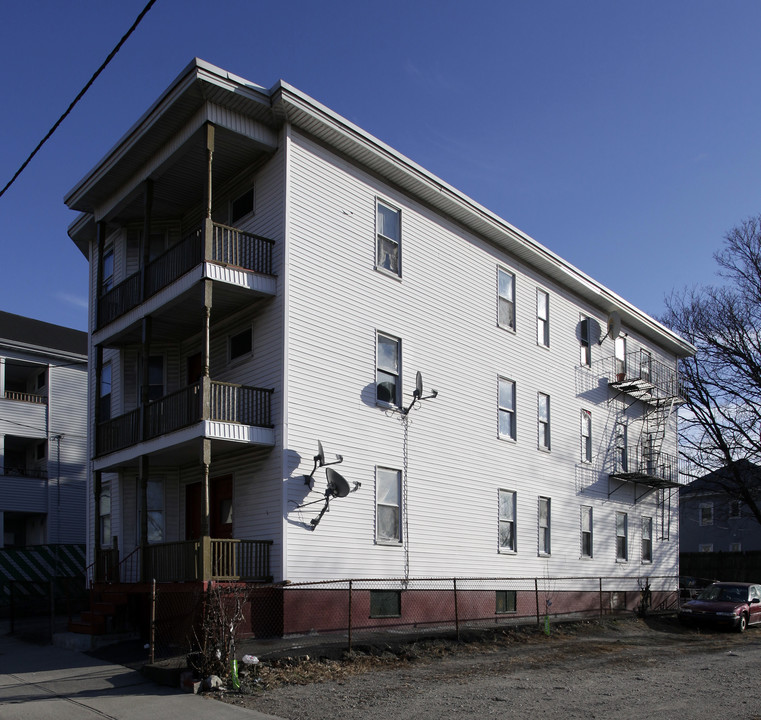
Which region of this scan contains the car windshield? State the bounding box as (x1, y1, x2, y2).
(697, 585, 748, 603)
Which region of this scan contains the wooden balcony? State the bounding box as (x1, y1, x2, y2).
(97, 538, 273, 583)
(96, 379, 274, 457)
(97, 221, 276, 329)
(2, 390, 47, 404)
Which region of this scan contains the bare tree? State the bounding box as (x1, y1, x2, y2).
(662, 215, 761, 525)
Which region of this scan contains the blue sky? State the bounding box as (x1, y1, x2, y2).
(1, 0, 760, 331)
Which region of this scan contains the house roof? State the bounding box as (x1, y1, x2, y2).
(0, 310, 87, 359)
(681, 460, 761, 497)
(65, 58, 695, 359)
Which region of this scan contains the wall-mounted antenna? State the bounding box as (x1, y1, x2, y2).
(599, 310, 622, 345)
(310, 467, 361, 529)
(402, 371, 438, 415)
(303, 439, 343, 487)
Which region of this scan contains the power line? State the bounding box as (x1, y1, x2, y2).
(0, 0, 159, 201)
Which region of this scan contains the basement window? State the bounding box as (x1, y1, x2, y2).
(369, 590, 401, 618)
(496, 590, 517, 614)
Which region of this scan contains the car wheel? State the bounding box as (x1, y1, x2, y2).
(737, 614, 748, 633)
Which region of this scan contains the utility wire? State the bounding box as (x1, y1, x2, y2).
(0, 0, 159, 201)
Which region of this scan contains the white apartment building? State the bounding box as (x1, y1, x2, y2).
(65, 59, 693, 635)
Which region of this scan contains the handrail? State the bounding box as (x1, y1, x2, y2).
(2, 390, 47, 404)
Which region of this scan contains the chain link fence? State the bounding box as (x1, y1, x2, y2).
(148, 574, 678, 661)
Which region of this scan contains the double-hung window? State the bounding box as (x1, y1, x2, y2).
(581, 506, 593, 558)
(641, 516, 652, 563)
(376, 201, 401, 276)
(138, 477, 165, 545)
(498, 490, 516, 552)
(376, 333, 401, 405)
(579, 315, 591, 366)
(616, 512, 628, 561)
(376, 467, 401, 543)
(231, 188, 254, 224)
(614, 336, 627, 379)
(538, 497, 551, 555)
(498, 378, 516, 440)
(498, 268, 515, 330)
(101, 246, 114, 294)
(100, 481, 112, 547)
(699, 503, 714, 526)
(100, 362, 112, 420)
(581, 409, 592, 462)
(537, 289, 549, 347)
(229, 327, 253, 362)
(537, 393, 550, 450)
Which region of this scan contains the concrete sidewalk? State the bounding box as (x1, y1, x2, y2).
(0, 633, 284, 720)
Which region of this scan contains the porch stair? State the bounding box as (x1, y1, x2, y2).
(68, 587, 129, 636)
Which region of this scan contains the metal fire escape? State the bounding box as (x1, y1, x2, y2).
(608, 349, 684, 540)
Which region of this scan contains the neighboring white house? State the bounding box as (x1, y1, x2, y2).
(0, 310, 88, 547)
(64, 59, 693, 634)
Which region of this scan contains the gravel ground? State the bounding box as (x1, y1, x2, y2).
(215, 616, 761, 719)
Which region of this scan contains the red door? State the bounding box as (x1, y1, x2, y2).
(185, 476, 233, 539)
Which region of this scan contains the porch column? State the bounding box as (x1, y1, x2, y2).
(0, 357, 5, 398)
(200, 438, 211, 538)
(94, 345, 103, 454)
(203, 123, 215, 263)
(140, 179, 153, 301)
(94, 469, 102, 581)
(139, 316, 151, 581)
(95, 221, 106, 327)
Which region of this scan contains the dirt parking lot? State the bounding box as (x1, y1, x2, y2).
(217, 615, 761, 719)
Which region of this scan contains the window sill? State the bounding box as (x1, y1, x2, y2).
(538, 446, 551, 453)
(497, 323, 516, 334)
(498, 548, 517, 555)
(374, 266, 402, 282)
(498, 435, 517, 444)
(376, 540, 402, 547)
(538, 552, 551, 558)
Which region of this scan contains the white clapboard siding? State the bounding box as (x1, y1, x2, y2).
(280, 130, 677, 582)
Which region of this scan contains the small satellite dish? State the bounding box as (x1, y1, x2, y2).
(599, 311, 622, 345)
(304, 439, 343, 486)
(415, 370, 423, 400)
(326, 467, 351, 498)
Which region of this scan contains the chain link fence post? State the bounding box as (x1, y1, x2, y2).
(453, 578, 459, 641)
(534, 578, 540, 626)
(347, 580, 353, 652)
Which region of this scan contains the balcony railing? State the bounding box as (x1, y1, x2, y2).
(608, 350, 683, 403)
(143, 538, 273, 582)
(1, 465, 48, 479)
(2, 390, 47, 404)
(97, 223, 275, 328)
(96, 380, 274, 456)
(610, 446, 680, 487)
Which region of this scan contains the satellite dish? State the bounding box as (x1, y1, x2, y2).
(304, 439, 343, 486)
(326, 467, 351, 498)
(403, 370, 438, 414)
(607, 311, 622, 341)
(415, 370, 423, 400)
(599, 311, 622, 345)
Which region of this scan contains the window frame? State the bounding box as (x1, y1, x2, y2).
(498, 489, 517, 553)
(498, 377, 516, 441)
(229, 326, 254, 364)
(729, 500, 742, 519)
(231, 187, 254, 224)
(536, 288, 550, 348)
(99, 361, 112, 421)
(496, 590, 517, 614)
(375, 199, 401, 278)
(579, 314, 591, 366)
(537, 392, 551, 451)
(581, 409, 592, 463)
(581, 505, 593, 558)
(101, 245, 114, 295)
(497, 267, 516, 331)
(376, 466, 402, 544)
(641, 516, 653, 563)
(538, 496, 551, 556)
(137, 476, 166, 545)
(616, 511, 628, 561)
(699, 502, 714, 526)
(100, 480, 112, 548)
(370, 590, 402, 618)
(376, 332, 401, 406)
(614, 336, 627, 378)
